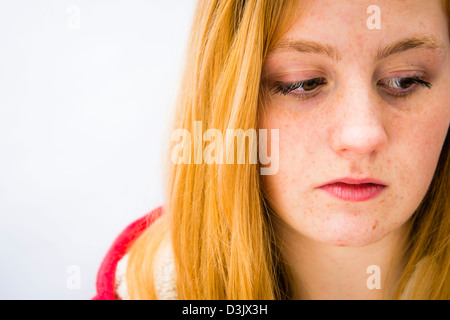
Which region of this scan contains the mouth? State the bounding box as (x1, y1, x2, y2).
(318, 178, 387, 202)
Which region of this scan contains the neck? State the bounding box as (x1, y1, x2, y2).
(276, 222, 409, 300)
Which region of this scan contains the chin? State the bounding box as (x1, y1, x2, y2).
(319, 233, 384, 247)
(305, 214, 387, 247)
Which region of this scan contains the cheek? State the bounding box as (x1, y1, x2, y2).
(259, 108, 326, 223)
(259, 108, 316, 187)
(383, 109, 449, 238)
(393, 108, 449, 198)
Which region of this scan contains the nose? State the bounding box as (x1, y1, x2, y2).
(329, 84, 388, 159)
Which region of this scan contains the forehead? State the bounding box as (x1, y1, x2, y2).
(276, 0, 449, 56)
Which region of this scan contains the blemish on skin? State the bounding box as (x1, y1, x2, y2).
(372, 220, 378, 230)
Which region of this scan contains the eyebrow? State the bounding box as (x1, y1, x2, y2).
(375, 35, 446, 61)
(271, 34, 447, 62)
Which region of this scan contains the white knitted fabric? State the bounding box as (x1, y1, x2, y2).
(115, 253, 130, 300)
(153, 236, 178, 299)
(114, 237, 178, 300)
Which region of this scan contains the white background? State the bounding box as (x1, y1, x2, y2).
(0, 0, 196, 299)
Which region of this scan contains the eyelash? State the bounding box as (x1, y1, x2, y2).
(271, 76, 432, 100)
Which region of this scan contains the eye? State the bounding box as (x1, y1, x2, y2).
(270, 76, 433, 101)
(271, 77, 327, 100)
(377, 76, 432, 98)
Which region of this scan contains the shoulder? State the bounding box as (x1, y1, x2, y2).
(91, 206, 164, 300)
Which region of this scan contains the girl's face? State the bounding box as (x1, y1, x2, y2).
(260, 0, 450, 246)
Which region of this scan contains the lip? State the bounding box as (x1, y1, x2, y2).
(318, 177, 387, 202)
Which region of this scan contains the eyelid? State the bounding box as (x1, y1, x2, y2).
(377, 69, 426, 81)
(262, 66, 328, 78)
(264, 72, 328, 85)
